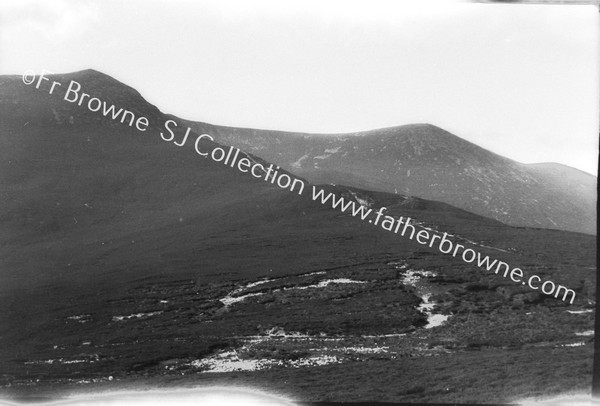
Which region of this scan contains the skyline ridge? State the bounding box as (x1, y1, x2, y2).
(16, 67, 596, 177)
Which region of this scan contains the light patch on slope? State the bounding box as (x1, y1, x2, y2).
(348, 190, 371, 208)
(220, 292, 265, 306)
(563, 342, 586, 347)
(291, 154, 309, 169)
(25, 355, 99, 365)
(67, 314, 91, 323)
(567, 309, 593, 314)
(418, 293, 449, 329)
(191, 350, 341, 373)
(191, 351, 272, 373)
(112, 311, 163, 322)
(220, 278, 367, 307)
(400, 269, 436, 287)
(324, 147, 341, 154)
(287, 278, 367, 290)
(397, 267, 448, 329)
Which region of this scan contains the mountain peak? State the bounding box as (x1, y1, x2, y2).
(54, 69, 121, 86)
(359, 123, 463, 144)
(73, 68, 103, 75)
(0, 68, 164, 130)
(180, 117, 596, 234)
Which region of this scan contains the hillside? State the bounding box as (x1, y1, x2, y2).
(0, 70, 595, 404)
(178, 120, 597, 235)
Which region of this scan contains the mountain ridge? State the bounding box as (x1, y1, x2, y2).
(177, 116, 596, 235)
(1, 69, 595, 234)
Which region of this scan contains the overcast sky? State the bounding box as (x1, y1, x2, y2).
(1, 0, 598, 174)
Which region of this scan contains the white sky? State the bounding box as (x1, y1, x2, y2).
(1, 0, 598, 174)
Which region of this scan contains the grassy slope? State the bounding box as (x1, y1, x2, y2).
(179, 118, 597, 235)
(0, 71, 595, 404)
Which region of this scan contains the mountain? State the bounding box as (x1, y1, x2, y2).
(177, 120, 597, 235)
(0, 70, 595, 404)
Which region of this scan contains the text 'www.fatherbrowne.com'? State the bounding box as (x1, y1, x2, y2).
(311, 187, 576, 304)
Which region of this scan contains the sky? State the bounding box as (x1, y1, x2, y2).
(1, 0, 598, 175)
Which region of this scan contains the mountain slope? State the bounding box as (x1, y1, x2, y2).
(0, 70, 595, 403)
(178, 120, 597, 235)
